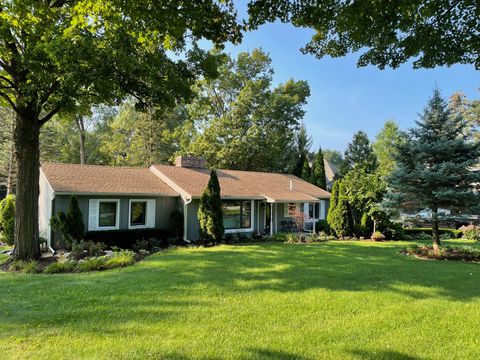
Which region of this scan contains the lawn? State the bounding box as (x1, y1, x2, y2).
(0, 241, 479, 360)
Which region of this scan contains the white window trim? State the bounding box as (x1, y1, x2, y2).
(128, 199, 156, 229)
(95, 199, 120, 231)
(224, 199, 254, 234)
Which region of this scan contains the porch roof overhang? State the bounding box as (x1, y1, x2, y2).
(262, 192, 322, 203)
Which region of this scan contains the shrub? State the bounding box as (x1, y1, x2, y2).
(266, 233, 288, 242)
(315, 220, 330, 234)
(285, 233, 298, 244)
(224, 233, 237, 244)
(170, 209, 184, 244)
(50, 195, 85, 248)
(86, 229, 171, 248)
(71, 240, 106, 259)
(459, 225, 480, 241)
(352, 224, 369, 238)
(44, 260, 77, 274)
(77, 257, 107, 272)
(403, 227, 461, 239)
(9, 259, 39, 273)
(105, 250, 135, 269)
(132, 239, 149, 252)
(379, 222, 405, 240)
(371, 231, 386, 241)
(0, 194, 15, 245)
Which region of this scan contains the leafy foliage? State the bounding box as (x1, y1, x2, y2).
(373, 120, 405, 177)
(0, 194, 15, 245)
(198, 170, 224, 245)
(248, 1, 480, 69)
(180, 49, 310, 172)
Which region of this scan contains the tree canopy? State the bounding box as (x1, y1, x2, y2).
(179, 49, 310, 172)
(341, 131, 378, 175)
(373, 120, 405, 177)
(0, 0, 242, 259)
(248, 0, 480, 69)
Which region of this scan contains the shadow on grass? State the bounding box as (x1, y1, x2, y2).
(349, 349, 425, 360)
(0, 241, 478, 355)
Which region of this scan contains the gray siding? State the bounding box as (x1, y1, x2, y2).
(52, 195, 179, 246)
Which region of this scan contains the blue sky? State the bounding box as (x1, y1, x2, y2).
(218, 8, 479, 152)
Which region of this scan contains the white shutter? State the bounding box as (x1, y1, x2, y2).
(88, 199, 99, 231)
(146, 199, 156, 228)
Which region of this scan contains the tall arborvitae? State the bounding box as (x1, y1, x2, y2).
(198, 170, 224, 245)
(301, 157, 312, 181)
(387, 89, 480, 250)
(66, 195, 85, 241)
(310, 147, 327, 189)
(327, 181, 353, 238)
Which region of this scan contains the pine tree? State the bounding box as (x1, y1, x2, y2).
(301, 157, 312, 181)
(198, 170, 224, 245)
(310, 147, 327, 189)
(327, 181, 353, 238)
(341, 131, 378, 175)
(387, 89, 480, 250)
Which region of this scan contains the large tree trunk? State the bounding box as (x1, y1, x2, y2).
(6, 121, 15, 195)
(12, 110, 40, 260)
(431, 207, 440, 251)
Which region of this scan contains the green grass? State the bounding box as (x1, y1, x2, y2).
(0, 240, 479, 359)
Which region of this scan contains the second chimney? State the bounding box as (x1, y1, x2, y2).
(175, 155, 207, 169)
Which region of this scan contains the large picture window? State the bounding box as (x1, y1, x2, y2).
(99, 201, 118, 227)
(130, 201, 147, 226)
(308, 203, 320, 219)
(222, 200, 251, 229)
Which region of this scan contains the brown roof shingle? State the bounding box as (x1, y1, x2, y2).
(41, 163, 178, 196)
(150, 164, 330, 202)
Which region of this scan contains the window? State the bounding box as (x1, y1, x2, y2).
(284, 203, 298, 217)
(130, 201, 147, 226)
(308, 203, 320, 219)
(99, 201, 118, 227)
(222, 200, 251, 229)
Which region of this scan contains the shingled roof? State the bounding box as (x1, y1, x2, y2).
(41, 163, 178, 196)
(41, 162, 330, 202)
(150, 164, 330, 202)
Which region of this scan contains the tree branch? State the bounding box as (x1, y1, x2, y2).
(0, 91, 18, 113)
(38, 106, 61, 126)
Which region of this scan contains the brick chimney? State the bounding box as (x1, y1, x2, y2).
(175, 155, 207, 169)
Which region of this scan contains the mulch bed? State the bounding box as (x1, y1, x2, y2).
(402, 244, 480, 263)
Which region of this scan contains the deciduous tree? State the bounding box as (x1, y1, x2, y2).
(248, 1, 480, 69)
(0, 1, 241, 259)
(373, 120, 405, 177)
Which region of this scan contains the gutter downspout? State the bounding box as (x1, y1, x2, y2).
(183, 197, 192, 242)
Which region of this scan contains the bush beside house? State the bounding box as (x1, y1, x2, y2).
(0, 195, 15, 245)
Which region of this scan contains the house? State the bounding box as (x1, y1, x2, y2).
(323, 159, 338, 191)
(39, 156, 330, 248)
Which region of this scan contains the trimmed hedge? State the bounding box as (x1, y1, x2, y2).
(86, 228, 172, 248)
(403, 227, 462, 239)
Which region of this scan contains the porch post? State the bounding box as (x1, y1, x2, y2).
(270, 203, 273, 236)
(313, 202, 316, 234)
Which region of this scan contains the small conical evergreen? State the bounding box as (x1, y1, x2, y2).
(66, 195, 85, 241)
(310, 147, 327, 189)
(387, 89, 480, 249)
(198, 170, 224, 245)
